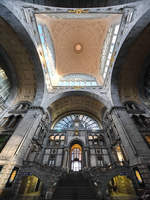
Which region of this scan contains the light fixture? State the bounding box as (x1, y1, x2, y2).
(74, 43, 83, 54)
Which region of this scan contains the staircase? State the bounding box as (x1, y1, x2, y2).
(52, 173, 97, 200)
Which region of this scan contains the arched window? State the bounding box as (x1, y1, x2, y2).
(71, 144, 82, 171)
(53, 113, 100, 131)
(0, 67, 10, 108)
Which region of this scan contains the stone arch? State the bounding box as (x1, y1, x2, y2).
(25, 0, 141, 8)
(47, 90, 110, 109)
(0, 3, 45, 106)
(69, 140, 83, 171)
(111, 8, 150, 106)
(47, 91, 108, 124)
(0, 45, 18, 107)
(16, 165, 63, 189)
(69, 138, 84, 148)
(100, 167, 136, 197)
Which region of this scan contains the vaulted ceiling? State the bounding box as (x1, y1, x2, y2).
(49, 95, 105, 122)
(36, 13, 121, 85)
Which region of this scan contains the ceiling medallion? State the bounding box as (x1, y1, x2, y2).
(74, 43, 83, 54)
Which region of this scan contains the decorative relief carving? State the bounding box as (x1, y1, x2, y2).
(68, 9, 88, 14)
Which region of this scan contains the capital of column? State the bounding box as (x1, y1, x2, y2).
(64, 147, 69, 151)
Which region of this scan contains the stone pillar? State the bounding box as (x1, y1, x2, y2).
(62, 147, 69, 170)
(84, 147, 89, 168)
(45, 186, 54, 200)
(109, 107, 150, 188)
(0, 107, 44, 192)
(102, 126, 116, 165)
(36, 131, 49, 164)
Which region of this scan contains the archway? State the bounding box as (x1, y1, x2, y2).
(18, 175, 43, 199)
(111, 8, 150, 106)
(108, 175, 136, 199)
(0, 4, 45, 106)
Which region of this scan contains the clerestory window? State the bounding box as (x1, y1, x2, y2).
(58, 74, 98, 87)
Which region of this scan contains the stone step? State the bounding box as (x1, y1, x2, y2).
(52, 174, 96, 200)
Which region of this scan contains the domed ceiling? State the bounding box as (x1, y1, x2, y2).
(36, 13, 122, 86)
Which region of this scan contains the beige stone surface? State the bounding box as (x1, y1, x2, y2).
(36, 13, 121, 84)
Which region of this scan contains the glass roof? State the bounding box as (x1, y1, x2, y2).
(100, 24, 120, 79)
(38, 24, 56, 90)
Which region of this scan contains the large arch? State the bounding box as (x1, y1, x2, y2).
(111, 8, 150, 106)
(87, 166, 137, 198)
(17, 0, 141, 8)
(47, 91, 108, 123)
(0, 3, 45, 105)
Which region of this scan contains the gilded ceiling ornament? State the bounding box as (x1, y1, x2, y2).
(74, 43, 83, 54)
(68, 9, 88, 14)
(73, 86, 82, 89)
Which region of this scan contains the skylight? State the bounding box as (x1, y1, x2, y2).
(38, 24, 57, 90)
(58, 74, 98, 87)
(100, 24, 120, 79)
